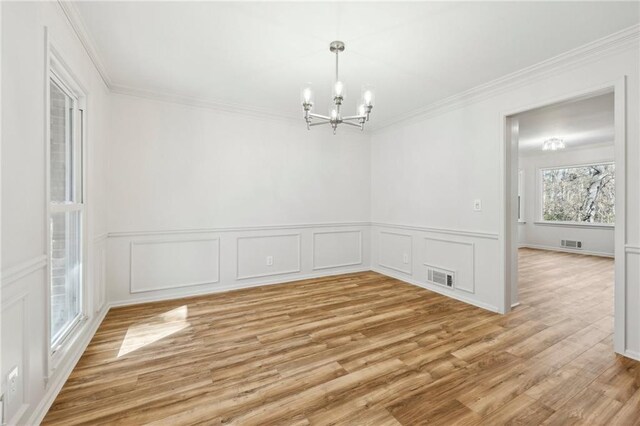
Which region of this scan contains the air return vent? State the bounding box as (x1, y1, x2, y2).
(561, 240, 583, 249)
(427, 266, 455, 288)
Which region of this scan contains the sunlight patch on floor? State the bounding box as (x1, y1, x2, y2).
(117, 305, 190, 358)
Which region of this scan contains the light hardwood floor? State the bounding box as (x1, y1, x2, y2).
(44, 248, 639, 425)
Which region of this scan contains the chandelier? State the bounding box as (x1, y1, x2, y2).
(542, 137, 565, 151)
(301, 41, 375, 134)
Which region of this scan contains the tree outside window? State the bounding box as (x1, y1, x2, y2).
(541, 163, 615, 224)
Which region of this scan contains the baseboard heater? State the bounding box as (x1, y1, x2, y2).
(561, 239, 583, 249)
(426, 265, 455, 289)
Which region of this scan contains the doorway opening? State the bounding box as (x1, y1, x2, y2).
(503, 81, 626, 356)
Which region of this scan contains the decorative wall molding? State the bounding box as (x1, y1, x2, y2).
(111, 87, 299, 125)
(26, 305, 110, 426)
(108, 222, 370, 238)
(55, 0, 639, 133)
(372, 222, 499, 240)
(129, 238, 221, 293)
(1, 255, 47, 287)
(424, 236, 475, 294)
(625, 245, 640, 255)
(236, 233, 302, 280)
(371, 267, 500, 313)
(2, 291, 30, 425)
(56, 0, 111, 89)
(378, 231, 413, 275)
(372, 24, 640, 131)
(312, 230, 363, 271)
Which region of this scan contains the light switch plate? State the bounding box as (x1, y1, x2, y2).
(473, 199, 482, 211)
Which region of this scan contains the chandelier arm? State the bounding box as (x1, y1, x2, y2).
(340, 121, 362, 128)
(309, 121, 332, 127)
(309, 112, 332, 120)
(341, 115, 367, 121)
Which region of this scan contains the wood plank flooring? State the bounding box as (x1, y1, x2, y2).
(44, 248, 639, 425)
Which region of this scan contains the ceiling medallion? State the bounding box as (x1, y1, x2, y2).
(301, 41, 375, 134)
(542, 137, 566, 151)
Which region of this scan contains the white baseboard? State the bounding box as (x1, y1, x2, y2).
(371, 267, 500, 313)
(511, 302, 521, 308)
(26, 305, 110, 425)
(109, 266, 371, 308)
(519, 244, 614, 258)
(624, 349, 640, 362)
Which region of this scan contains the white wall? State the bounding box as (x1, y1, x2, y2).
(1, 2, 109, 424)
(370, 45, 639, 358)
(106, 94, 371, 305)
(518, 144, 615, 256)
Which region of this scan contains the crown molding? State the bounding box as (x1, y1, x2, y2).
(56, 2, 638, 131)
(370, 24, 640, 133)
(110, 84, 301, 124)
(57, 0, 112, 89)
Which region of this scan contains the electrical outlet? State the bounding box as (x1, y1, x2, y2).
(8, 366, 19, 397)
(402, 253, 409, 264)
(473, 199, 482, 211)
(266, 256, 273, 266)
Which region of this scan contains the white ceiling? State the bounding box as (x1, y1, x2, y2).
(73, 1, 639, 126)
(516, 92, 614, 154)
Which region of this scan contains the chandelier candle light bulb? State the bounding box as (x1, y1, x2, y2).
(301, 41, 375, 133)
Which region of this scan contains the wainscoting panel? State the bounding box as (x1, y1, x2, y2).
(625, 248, 640, 359)
(92, 236, 108, 313)
(130, 238, 220, 293)
(237, 233, 301, 280)
(1, 290, 30, 424)
(424, 237, 475, 293)
(312, 230, 362, 270)
(378, 231, 412, 275)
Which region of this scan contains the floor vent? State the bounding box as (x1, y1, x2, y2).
(561, 240, 583, 249)
(427, 266, 455, 289)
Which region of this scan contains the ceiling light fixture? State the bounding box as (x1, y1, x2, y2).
(542, 137, 565, 151)
(301, 41, 375, 134)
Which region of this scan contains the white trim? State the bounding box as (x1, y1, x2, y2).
(625, 245, 640, 255)
(371, 222, 498, 240)
(625, 350, 640, 362)
(519, 244, 614, 258)
(378, 231, 413, 275)
(235, 233, 302, 280)
(2, 291, 31, 426)
(502, 77, 627, 354)
(56, 0, 111, 89)
(1, 255, 48, 287)
(511, 302, 521, 309)
(423, 237, 475, 294)
(108, 222, 370, 238)
(371, 267, 499, 313)
(111, 87, 298, 125)
(533, 221, 614, 230)
(373, 25, 639, 131)
(25, 305, 109, 426)
(53, 1, 638, 132)
(311, 230, 363, 271)
(129, 238, 221, 293)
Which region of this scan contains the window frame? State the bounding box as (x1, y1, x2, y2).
(46, 45, 89, 372)
(537, 161, 615, 228)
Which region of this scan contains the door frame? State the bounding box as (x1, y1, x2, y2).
(500, 77, 627, 355)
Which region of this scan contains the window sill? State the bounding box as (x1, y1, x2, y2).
(533, 221, 614, 229)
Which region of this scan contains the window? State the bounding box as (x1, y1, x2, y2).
(49, 68, 85, 350)
(540, 163, 615, 225)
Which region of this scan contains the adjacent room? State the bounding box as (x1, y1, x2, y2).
(1, 1, 639, 425)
